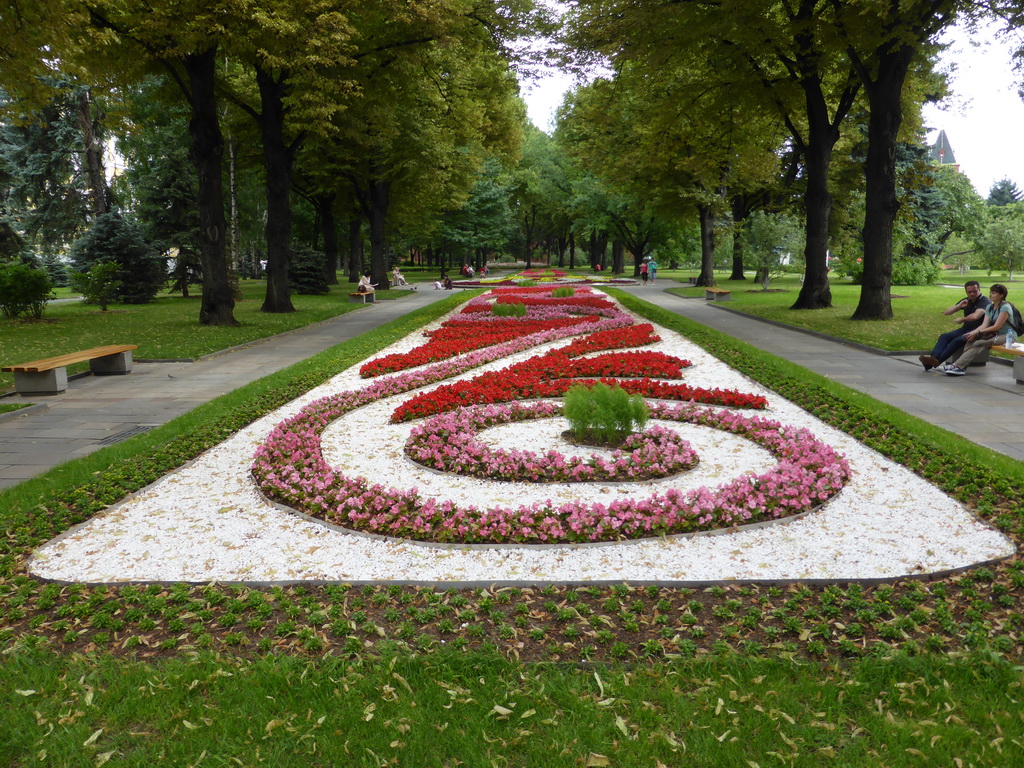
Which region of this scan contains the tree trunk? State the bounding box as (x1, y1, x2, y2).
(695, 204, 717, 287)
(728, 195, 750, 280)
(368, 175, 391, 289)
(523, 209, 535, 269)
(612, 240, 625, 274)
(347, 216, 362, 283)
(183, 49, 237, 326)
(256, 65, 295, 313)
(226, 127, 241, 296)
(852, 47, 915, 321)
(790, 75, 849, 309)
(75, 89, 109, 218)
(568, 232, 576, 269)
(317, 193, 339, 285)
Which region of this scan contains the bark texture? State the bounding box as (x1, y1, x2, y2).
(183, 49, 237, 326)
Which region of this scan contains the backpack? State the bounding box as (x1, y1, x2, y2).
(1006, 302, 1024, 336)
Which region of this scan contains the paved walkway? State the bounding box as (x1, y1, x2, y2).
(621, 285, 1024, 461)
(0, 289, 454, 490)
(1, 283, 1021, 490)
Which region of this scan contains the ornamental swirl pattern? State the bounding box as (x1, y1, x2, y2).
(251, 287, 851, 546)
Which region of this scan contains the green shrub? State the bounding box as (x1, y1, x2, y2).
(0, 262, 55, 320)
(551, 286, 576, 298)
(517, 279, 538, 287)
(892, 255, 940, 285)
(491, 301, 527, 317)
(70, 261, 121, 311)
(288, 246, 330, 295)
(70, 211, 165, 304)
(563, 383, 649, 443)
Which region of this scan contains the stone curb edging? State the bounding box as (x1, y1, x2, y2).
(29, 555, 1014, 590)
(0, 401, 47, 423)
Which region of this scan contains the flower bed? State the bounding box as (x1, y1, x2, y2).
(360, 315, 600, 377)
(250, 285, 806, 544)
(253, 400, 850, 544)
(28, 284, 1014, 586)
(405, 401, 700, 483)
(390, 348, 768, 423)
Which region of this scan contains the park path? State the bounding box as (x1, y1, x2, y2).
(622, 283, 1024, 462)
(0, 289, 453, 490)
(1, 281, 1021, 491)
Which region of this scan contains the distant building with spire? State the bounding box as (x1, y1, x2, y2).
(930, 130, 960, 172)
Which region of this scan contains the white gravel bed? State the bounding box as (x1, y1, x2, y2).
(28, 294, 1016, 583)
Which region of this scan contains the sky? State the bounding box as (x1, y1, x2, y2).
(923, 19, 1024, 196)
(519, 17, 1024, 198)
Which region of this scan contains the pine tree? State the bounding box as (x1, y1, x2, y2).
(987, 178, 1023, 207)
(70, 212, 165, 304)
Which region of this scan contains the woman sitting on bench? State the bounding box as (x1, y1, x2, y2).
(392, 267, 411, 287)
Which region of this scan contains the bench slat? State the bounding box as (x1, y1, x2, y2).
(992, 344, 1024, 358)
(2, 345, 138, 373)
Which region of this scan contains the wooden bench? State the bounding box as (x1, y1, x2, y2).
(704, 286, 732, 302)
(687, 276, 698, 285)
(2, 345, 137, 395)
(992, 344, 1024, 384)
(349, 292, 376, 303)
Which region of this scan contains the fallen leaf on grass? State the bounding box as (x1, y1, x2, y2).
(586, 753, 610, 767)
(83, 729, 103, 747)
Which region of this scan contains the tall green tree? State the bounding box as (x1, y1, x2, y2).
(836, 0, 960, 319)
(216, 0, 360, 313)
(0, 84, 93, 253)
(564, 0, 862, 307)
(299, 7, 531, 290)
(987, 178, 1023, 206)
(976, 204, 1024, 280)
(442, 157, 516, 268)
(931, 165, 985, 260)
(114, 77, 202, 292)
(77, 0, 242, 325)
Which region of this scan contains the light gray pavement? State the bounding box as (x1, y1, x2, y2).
(1, 282, 1021, 491)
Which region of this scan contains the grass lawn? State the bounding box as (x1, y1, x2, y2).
(659, 271, 1020, 351)
(1, 287, 1023, 765)
(0, 279, 410, 392)
(2, 649, 1021, 766)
